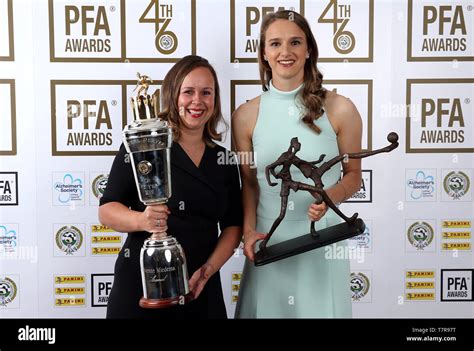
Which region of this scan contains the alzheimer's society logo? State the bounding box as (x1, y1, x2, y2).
(406, 169, 436, 201)
(53, 173, 84, 206)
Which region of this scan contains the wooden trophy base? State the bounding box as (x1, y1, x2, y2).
(139, 293, 194, 309)
(254, 218, 365, 266)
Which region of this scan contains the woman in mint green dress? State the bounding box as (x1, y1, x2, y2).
(232, 10, 363, 318)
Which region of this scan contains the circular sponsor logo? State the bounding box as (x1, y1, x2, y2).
(350, 272, 370, 301)
(443, 171, 470, 200)
(92, 174, 108, 199)
(55, 226, 83, 255)
(0, 277, 18, 306)
(407, 222, 434, 250)
(138, 160, 153, 175)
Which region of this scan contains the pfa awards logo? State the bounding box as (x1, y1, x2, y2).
(324, 80, 372, 151)
(406, 79, 473, 153)
(91, 274, 114, 307)
(441, 269, 473, 302)
(49, 0, 196, 62)
(0, 276, 18, 307)
(0, 172, 18, 206)
(230, 0, 303, 63)
(406, 220, 435, 252)
(345, 170, 372, 203)
(52, 172, 84, 206)
(0, 224, 18, 254)
(54, 275, 86, 307)
(442, 169, 471, 201)
(90, 173, 108, 205)
(405, 169, 436, 202)
(408, 0, 473, 61)
(54, 224, 85, 256)
(405, 270, 436, 301)
(350, 271, 371, 302)
(0, 0, 14, 61)
(305, 0, 373, 62)
(51, 80, 125, 156)
(0, 79, 16, 155)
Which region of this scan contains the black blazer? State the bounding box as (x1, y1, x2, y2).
(101, 142, 242, 319)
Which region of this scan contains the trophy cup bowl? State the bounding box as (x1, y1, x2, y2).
(122, 73, 193, 308)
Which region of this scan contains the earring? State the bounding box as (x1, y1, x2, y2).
(306, 54, 310, 59)
(264, 56, 268, 61)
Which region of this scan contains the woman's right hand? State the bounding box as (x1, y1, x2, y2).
(138, 205, 170, 233)
(243, 229, 268, 262)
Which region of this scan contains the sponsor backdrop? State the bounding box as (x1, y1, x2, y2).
(0, 0, 473, 318)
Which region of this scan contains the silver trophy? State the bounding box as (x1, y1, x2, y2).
(123, 73, 192, 308)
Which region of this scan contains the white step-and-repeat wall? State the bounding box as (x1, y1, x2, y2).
(0, 0, 473, 318)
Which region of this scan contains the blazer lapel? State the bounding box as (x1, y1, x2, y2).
(171, 143, 218, 194)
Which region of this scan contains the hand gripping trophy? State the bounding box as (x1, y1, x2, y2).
(254, 132, 399, 266)
(122, 73, 192, 307)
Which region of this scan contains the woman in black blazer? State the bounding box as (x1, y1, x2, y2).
(99, 56, 243, 319)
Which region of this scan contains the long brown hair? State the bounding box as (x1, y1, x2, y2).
(158, 55, 226, 146)
(258, 10, 326, 134)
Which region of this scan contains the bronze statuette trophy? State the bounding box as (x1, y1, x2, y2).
(122, 73, 192, 307)
(254, 132, 399, 266)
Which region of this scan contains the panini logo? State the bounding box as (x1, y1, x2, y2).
(91, 224, 115, 232)
(0, 0, 14, 61)
(54, 274, 86, 307)
(0, 79, 16, 155)
(55, 287, 85, 295)
(55, 298, 85, 306)
(406, 282, 435, 289)
(231, 271, 241, 304)
(442, 242, 471, 250)
(51, 80, 162, 155)
(49, 0, 196, 62)
(306, 0, 373, 62)
(55, 276, 85, 284)
(406, 293, 435, 300)
(230, 0, 303, 63)
(92, 236, 121, 243)
(406, 271, 435, 278)
(442, 232, 471, 239)
(441, 269, 473, 301)
(406, 79, 473, 153)
(345, 170, 372, 203)
(92, 247, 121, 255)
(0, 172, 18, 206)
(408, 1, 473, 61)
(442, 220, 471, 228)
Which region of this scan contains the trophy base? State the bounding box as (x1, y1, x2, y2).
(254, 218, 365, 266)
(139, 293, 194, 309)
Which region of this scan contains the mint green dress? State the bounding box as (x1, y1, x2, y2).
(235, 82, 352, 318)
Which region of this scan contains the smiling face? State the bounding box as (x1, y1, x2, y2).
(263, 19, 309, 87)
(177, 66, 215, 133)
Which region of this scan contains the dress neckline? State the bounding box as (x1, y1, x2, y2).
(268, 80, 304, 100)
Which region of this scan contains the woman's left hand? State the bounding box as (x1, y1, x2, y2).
(188, 262, 216, 299)
(308, 202, 328, 222)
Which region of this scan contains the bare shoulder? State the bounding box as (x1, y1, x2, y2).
(324, 90, 361, 132)
(231, 96, 260, 134)
(233, 96, 260, 121)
